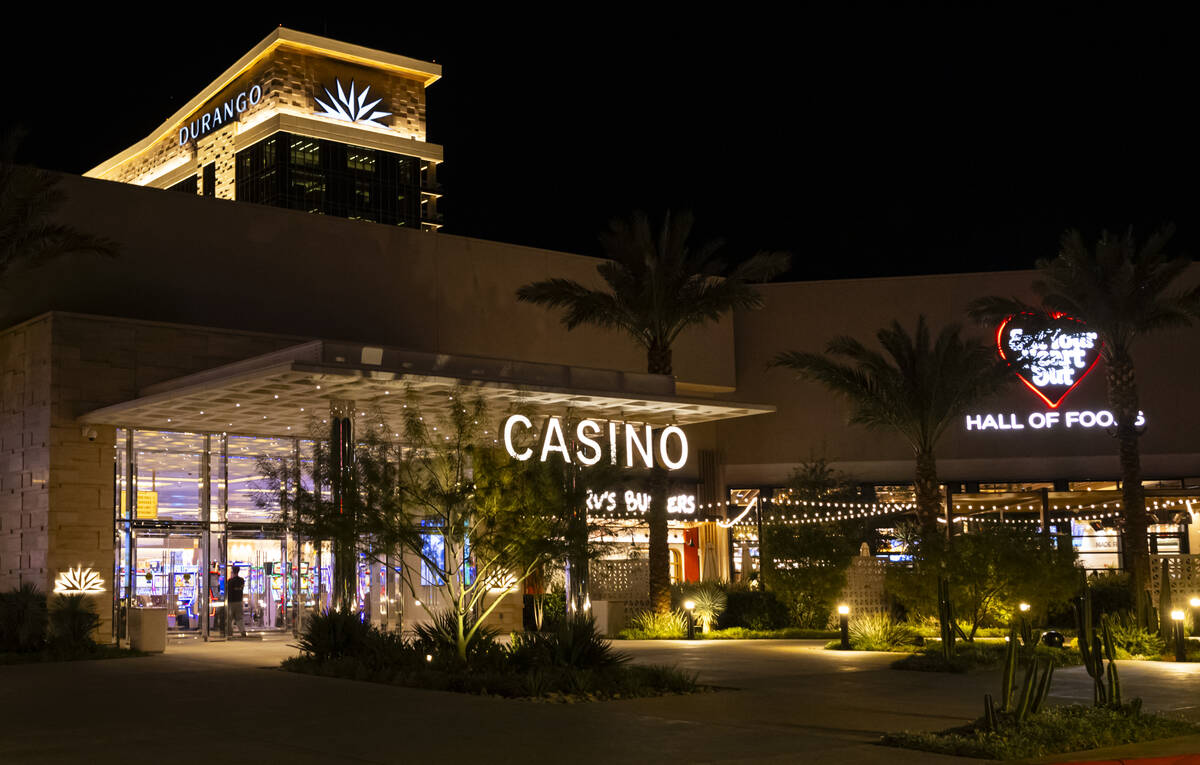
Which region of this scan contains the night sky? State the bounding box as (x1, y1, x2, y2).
(5, 11, 1195, 279)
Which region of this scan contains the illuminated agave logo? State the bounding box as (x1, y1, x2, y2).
(54, 566, 105, 595)
(314, 79, 392, 127)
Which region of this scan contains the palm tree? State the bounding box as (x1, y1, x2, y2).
(772, 317, 1012, 532)
(968, 227, 1200, 618)
(517, 211, 790, 612)
(1, 129, 114, 286)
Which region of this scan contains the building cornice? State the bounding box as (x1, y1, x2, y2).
(84, 27, 440, 180)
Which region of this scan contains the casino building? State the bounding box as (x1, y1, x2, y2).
(2, 29, 1198, 643)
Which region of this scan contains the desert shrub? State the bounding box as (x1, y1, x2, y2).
(47, 594, 100, 653)
(509, 613, 628, 671)
(296, 609, 374, 662)
(412, 608, 504, 669)
(703, 626, 837, 640)
(674, 582, 727, 632)
(887, 523, 1078, 638)
(1085, 571, 1135, 615)
(719, 588, 789, 630)
(1107, 611, 1166, 658)
(892, 642, 1080, 672)
(0, 584, 48, 653)
(762, 521, 858, 629)
(847, 613, 915, 651)
(882, 702, 1198, 760)
(523, 590, 567, 631)
(622, 609, 687, 639)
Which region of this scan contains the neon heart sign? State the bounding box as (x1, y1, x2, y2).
(997, 313, 1102, 409)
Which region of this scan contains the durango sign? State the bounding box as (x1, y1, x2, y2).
(501, 415, 689, 471)
(178, 83, 263, 146)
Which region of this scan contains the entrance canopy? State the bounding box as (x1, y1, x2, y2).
(81, 340, 774, 438)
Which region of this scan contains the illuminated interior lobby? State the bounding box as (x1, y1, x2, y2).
(2, 29, 1199, 644)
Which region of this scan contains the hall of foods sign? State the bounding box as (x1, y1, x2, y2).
(964, 313, 1146, 432)
(502, 415, 688, 470)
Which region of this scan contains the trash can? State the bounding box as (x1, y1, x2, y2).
(129, 607, 168, 653)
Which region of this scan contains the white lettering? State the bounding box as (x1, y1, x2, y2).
(625, 424, 654, 469)
(657, 425, 688, 469)
(236, 92, 248, 112)
(501, 415, 689, 471)
(966, 409, 1144, 433)
(539, 417, 571, 462)
(223, 101, 234, 120)
(249, 84, 262, 105)
(178, 127, 188, 146)
(502, 414, 533, 461)
(201, 113, 212, 133)
(575, 420, 603, 466)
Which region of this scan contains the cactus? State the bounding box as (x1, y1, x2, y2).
(938, 576, 954, 661)
(984, 693, 999, 732)
(1157, 558, 1173, 639)
(1075, 575, 1122, 707)
(985, 622, 1054, 730)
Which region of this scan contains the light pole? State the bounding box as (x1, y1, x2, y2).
(684, 600, 696, 640)
(1190, 596, 1200, 638)
(1171, 610, 1186, 662)
(838, 604, 850, 650)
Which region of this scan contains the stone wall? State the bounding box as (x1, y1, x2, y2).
(0, 316, 52, 595)
(11, 312, 302, 640)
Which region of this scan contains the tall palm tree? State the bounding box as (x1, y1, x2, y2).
(518, 211, 790, 612)
(969, 227, 1200, 618)
(1, 129, 114, 286)
(772, 317, 1012, 532)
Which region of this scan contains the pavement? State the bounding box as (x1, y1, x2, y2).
(1, 637, 1198, 764)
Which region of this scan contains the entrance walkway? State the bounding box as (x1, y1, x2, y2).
(1, 638, 1197, 763)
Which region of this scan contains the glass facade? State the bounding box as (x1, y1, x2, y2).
(113, 429, 333, 640)
(235, 132, 421, 226)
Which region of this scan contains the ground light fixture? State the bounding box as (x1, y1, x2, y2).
(684, 600, 696, 640)
(1170, 610, 1187, 662)
(1018, 602, 1031, 613)
(838, 604, 850, 650)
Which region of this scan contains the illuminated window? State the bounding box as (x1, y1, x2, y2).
(669, 549, 683, 584)
(420, 533, 445, 586)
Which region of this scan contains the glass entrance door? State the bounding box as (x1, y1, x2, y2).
(131, 530, 205, 634)
(227, 536, 287, 632)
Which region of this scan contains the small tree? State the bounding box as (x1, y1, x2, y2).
(887, 523, 1079, 638)
(763, 456, 865, 628)
(261, 392, 624, 660)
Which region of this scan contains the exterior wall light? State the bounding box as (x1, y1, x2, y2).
(1019, 602, 1031, 613)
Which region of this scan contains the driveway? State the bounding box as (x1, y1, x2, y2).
(1, 637, 1196, 764)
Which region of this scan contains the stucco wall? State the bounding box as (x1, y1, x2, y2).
(0, 173, 735, 393)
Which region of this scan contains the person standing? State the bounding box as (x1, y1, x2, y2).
(227, 566, 247, 637)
